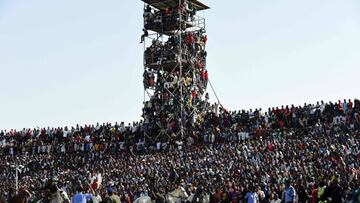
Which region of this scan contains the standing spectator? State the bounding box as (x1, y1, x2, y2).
(71, 187, 93, 203)
(104, 188, 120, 203)
(282, 179, 296, 203)
(245, 186, 259, 203)
(140, 28, 148, 43)
(269, 193, 281, 203)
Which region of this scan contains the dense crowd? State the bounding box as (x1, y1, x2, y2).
(143, 1, 197, 33)
(142, 0, 209, 143)
(0, 99, 360, 203)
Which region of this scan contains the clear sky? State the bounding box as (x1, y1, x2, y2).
(0, 0, 359, 130)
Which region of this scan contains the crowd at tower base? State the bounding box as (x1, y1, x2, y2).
(0, 99, 360, 203)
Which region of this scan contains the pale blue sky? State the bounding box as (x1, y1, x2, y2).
(0, 0, 359, 130)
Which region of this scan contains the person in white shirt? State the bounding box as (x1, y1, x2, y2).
(61, 144, 66, 153)
(85, 135, 91, 142)
(119, 122, 125, 133)
(63, 127, 69, 138)
(156, 142, 161, 151)
(270, 193, 281, 203)
(92, 193, 102, 203)
(47, 145, 51, 154)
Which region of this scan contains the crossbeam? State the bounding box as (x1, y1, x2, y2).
(142, 0, 210, 11)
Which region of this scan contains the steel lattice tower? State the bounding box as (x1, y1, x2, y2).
(141, 0, 210, 145)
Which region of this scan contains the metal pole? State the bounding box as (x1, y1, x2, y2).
(15, 163, 18, 194)
(143, 2, 147, 145)
(143, 27, 146, 145)
(179, 0, 184, 139)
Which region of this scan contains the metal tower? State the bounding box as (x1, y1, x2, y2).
(141, 0, 210, 145)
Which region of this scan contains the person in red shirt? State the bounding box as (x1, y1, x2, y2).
(186, 33, 194, 45)
(267, 143, 275, 151)
(348, 99, 353, 110)
(338, 100, 343, 111)
(201, 69, 206, 79)
(196, 60, 202, 69)
(91, 179, 99, 191)
(162, 7, 170, 16)
(311, 183, 318, 203)
(202, 35, 208, 45)
(191, 89, 197, 98)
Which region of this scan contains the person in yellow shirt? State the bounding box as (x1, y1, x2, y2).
(104, 188, 120, 203)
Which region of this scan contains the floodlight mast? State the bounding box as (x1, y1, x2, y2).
(141, 0, 210, 146)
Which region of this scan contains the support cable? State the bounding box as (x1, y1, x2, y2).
(208, 79, 225, 110)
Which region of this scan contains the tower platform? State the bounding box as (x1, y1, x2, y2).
(142, 0, 209, 11)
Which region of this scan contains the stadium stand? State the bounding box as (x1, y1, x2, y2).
(0, 99, 360, 203)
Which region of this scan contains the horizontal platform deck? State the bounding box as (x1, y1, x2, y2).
(142, 0, 210, 11)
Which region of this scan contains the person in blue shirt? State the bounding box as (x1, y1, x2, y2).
(71, 186, 93, 203)
(283, 179, 296, 203)
(245, 185, 259, 203)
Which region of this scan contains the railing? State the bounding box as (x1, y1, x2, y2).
(144, 11, 206, 34)
(187, 14, 205, 31)
(144, 51, 192, 69)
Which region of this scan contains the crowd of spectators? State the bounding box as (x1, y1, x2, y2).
(143, 1, 197, 33)
(0, 99, 360, 203)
